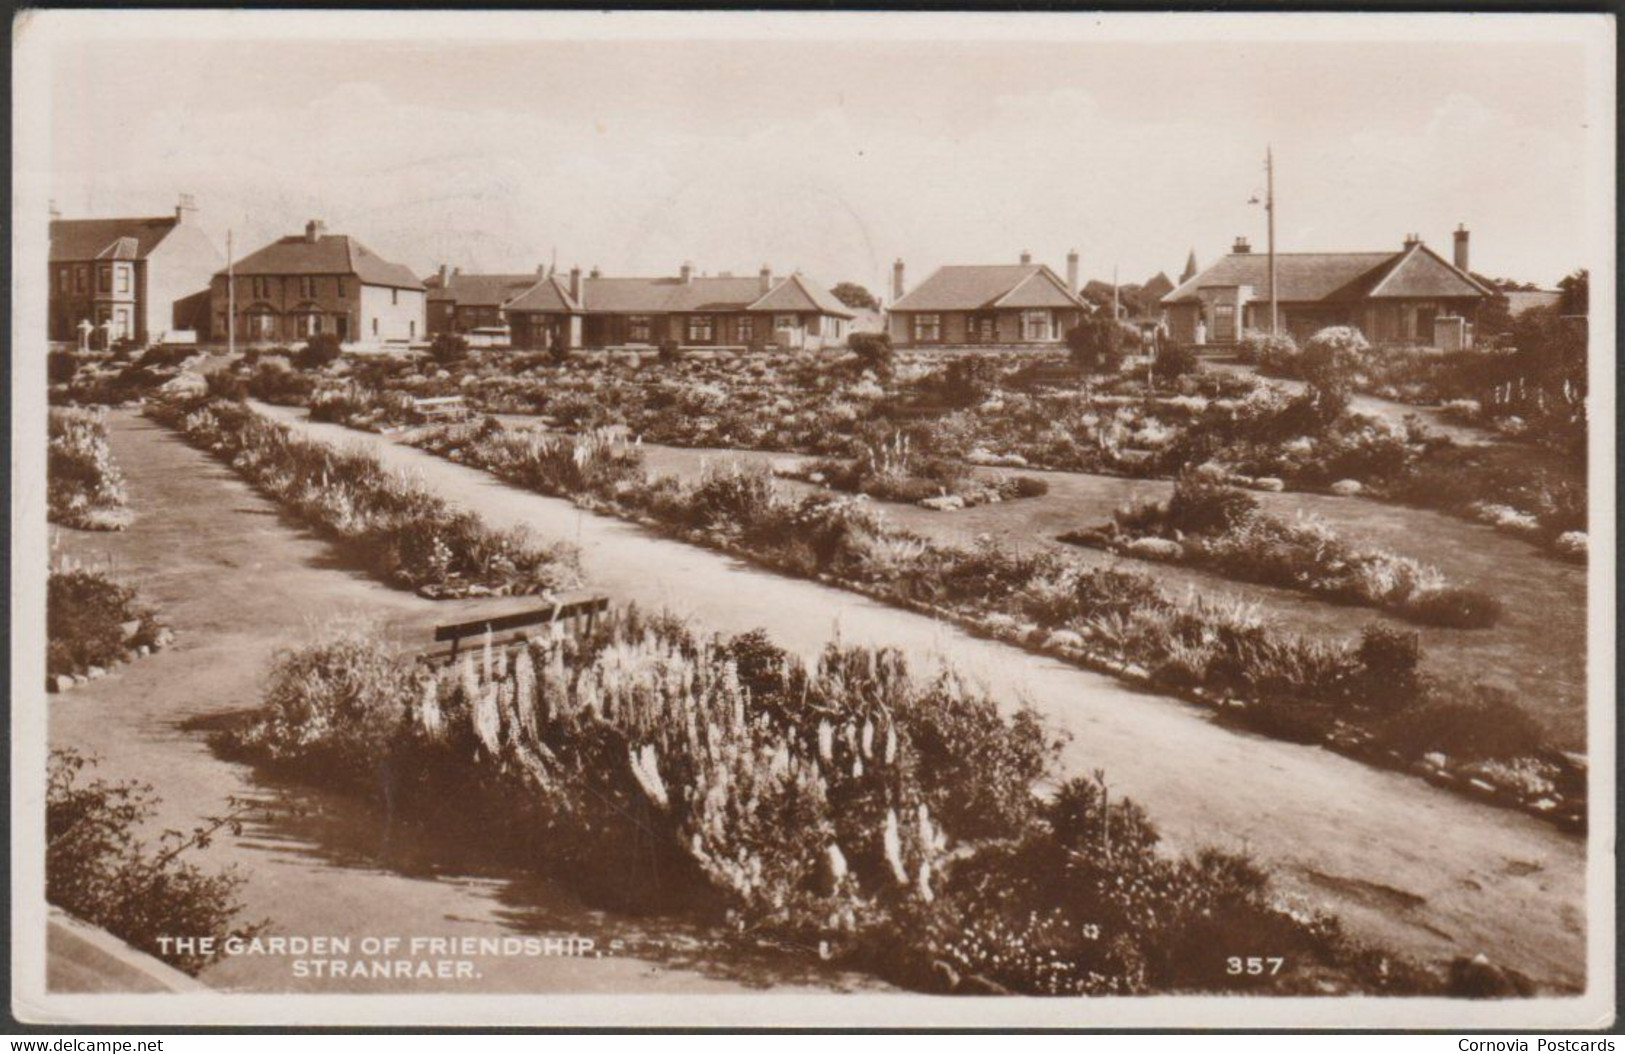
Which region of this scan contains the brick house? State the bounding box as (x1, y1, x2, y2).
(425, 266, 546, 338)
(49, 198, 223, 347)
(211, 220, 425, 347)
(885, 252, 1088, 348)
(502, 263, 855, 351)
(1161, 228, 1494, 348)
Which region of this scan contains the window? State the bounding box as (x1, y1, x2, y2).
(372, 318, 379, 336)
(1022, 310, 1052, 342)
(774, 314, 798, 332)
(736, 316, 754, 343)
(75, 266, 88, 294)
(300, 276, 316, 298)
(628, 316, 652, 343)
(912, 314, 941, 343)
(337, 278, 347, 298)
(250, 312, 276, 340)
(98, 266, 112, 293)
(391, 288, 399, 306)
(57, 267, 68, 294)
(686, 315, 713, 343)
(116, 266, 130, 294)
(252, 277, 272, 300)
(298, 312, 321, 337)
(409, 320, 415, 339)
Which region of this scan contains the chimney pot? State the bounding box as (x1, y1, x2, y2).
(759, 264, 773, 295)
(589, 266, 602, 279)
(679, 261, 694, 284)
(438, 264, 449, 282)
(49, 199, 61, 221)
(305, 219, 326, 243)
(1019, 250, 1032, 265)
(1232, 236, 1252, 254)
(892, 258, 906, 302)
(569, 266, 583, 302)
(1453, 225, 1471, 272)
(537, 263, 547, 275)
(1066, 248, 1080, 294)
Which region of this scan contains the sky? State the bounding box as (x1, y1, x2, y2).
(39, 14, 1600, 294)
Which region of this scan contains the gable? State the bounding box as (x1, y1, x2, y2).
(893, 264, 1083, 312)
(50, 216, 179, 262)
(994, 269, 1083, 309)
(1366, 245, 1493, 299)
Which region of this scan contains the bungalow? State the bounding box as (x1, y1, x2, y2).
(502, 263, 855, 352)
(211, 220, 425, 347)
(425, 266, 546, 338)
(886, 252, 1089, 348)
(1162, 227, 1495, 349)
(49, 196, 222, 347)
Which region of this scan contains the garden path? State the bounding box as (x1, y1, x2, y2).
(260, 401, 1589, 993)
(49, 411, 879, 996)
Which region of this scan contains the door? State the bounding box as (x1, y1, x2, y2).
(336, 315, 349, 342)
(1212, 304, 1236, 342)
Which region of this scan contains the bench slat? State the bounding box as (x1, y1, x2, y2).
(432, 595, 608, 643)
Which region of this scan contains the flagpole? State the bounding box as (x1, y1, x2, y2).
(1267, 146, 1278, 336)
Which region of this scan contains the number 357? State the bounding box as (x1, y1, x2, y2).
(1227, 956, 1285, 976)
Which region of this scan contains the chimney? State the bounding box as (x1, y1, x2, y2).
(892, 258, 905, 302)
(438, 264, 449, 284)
(569, 266, 582, 302)
(1066, 249, 1080, 293)
(48, 199, 61, 222)
(589, 266, 602, 279)
(1453, 224, 1470, 272)
(1232, 236, 1252, 254)
(759, 264, 773, 295)
(452, 266, 462, 277)
(1403, 233, 1421, 249)
(304, 219, 326, 244)
(679, 261, 694, 284)
(1019, 250, 1032, 265)
(175, 193, 197, 223)
(537, 263, 547, 275)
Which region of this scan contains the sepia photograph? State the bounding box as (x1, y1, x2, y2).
(8, 8, 1615, 1031)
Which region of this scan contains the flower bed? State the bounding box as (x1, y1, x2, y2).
(48, 407, 133, 530)
(218, 610, 1441, 995)
(47, 562, 171, 689)
(775, 434, 1049, 510)
(148, 396, 579, 599)
(1059, 479, 1504, 629)
(401, 418, 1578, 827)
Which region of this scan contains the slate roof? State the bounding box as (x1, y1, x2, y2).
(503, 272, 854, 317)
(50, 216, 180, 263)
(225, 233, 422, 289)
(1162, 243, 1492, 306)
(890, 264, 1085, 312)
(427, 272, 544, 307)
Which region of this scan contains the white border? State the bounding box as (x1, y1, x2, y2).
(10, 8, 1616, 1029)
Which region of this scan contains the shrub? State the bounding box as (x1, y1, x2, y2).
(246, 361, 317, 404)
(1375, 686, 1546, 761)
(205, 370, 248, 401)
(48, 408, 131, 530)
(1299, 327, 1369, 415)
(1162, 479, 1258, 535)
(49, 349, 79, 386)
(295, 333, 343, 371)
(47, 749, 263, 975)
(47, 569, 159, 677)
(429, 332, 470, 366)
(1401, 587, 1505, 630)
(848, 331, 895, 380)
(1236, 329, 1300, 374)
(1152, 343, 1200, 381)
(1354, 624, 1421, 707)
(657, 338, 683, 365)
(1066, 314, 1127, 374)
(942, 355, 1001, 407)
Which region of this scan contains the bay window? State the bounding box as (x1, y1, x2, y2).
(912, 314, 941, 343)
(1021, 310, 1053, 341)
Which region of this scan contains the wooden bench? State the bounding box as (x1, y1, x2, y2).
(412, 395, 469, 421)
(418, 591, 610, 666)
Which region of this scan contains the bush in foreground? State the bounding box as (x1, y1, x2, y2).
(47, 568, 163, 678)
(48, 749, 263, 976)
(48, 408, 132, 530)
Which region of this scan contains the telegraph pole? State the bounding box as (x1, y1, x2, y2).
(227, 229, 236, 357)
(1266, 146, 1278, 335)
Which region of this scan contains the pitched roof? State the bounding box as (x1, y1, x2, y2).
(427, 272, 543, 307)
(1141, 272, 1175, 300)
(50, 216, 180, 262)
(747, 273, 856, 317)
(503, 275, 581, 314)
(891, 264, 1086, 312)
(505, 272, 853, 317)
(225, 233, 422, 289)
(1162, 242, 1493, 306)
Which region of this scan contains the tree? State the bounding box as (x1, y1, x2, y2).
(1558, 269, 1588, 316)
(830, 282, 880, 312)
(1298, 326, 1368, 421)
